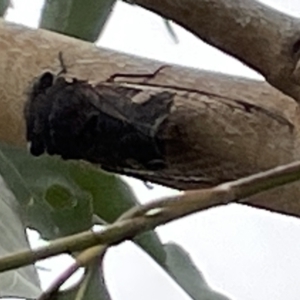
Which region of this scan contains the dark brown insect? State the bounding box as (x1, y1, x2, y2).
(24, 72, 174, 170)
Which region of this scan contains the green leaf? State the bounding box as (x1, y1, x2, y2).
(40, 0, 117, 42)
(0, 144, 94, 239)
(0, 176, 41, 298)
(48, 184, 93, 237)
(0, 144, 231, 300)
(164, 243, 231, 300)
(134, 231, 166, 267)
(69, 164, 137, 223)
(0, 0, 9, 17)
(68, 161, 167, 265)
(0, 143, 166, 265)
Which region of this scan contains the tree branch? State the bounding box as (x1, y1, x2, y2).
(1, 19, 300, 216)
(1, 160, 300, 273)
(38, 245, 106, 300)
(134, 0, 300, 102)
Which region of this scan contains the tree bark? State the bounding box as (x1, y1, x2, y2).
(135, 0, 300, 103)
(1, 16, 300, 217)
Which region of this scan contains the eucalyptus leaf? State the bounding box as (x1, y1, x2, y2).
(134, 231, 166, 267)
(68, 160, 167, 265)
(0, 144, 94, 239)
(0, 144, 229, 300)
(0, 176, 41, 299)
(0, 0, 9, 17)
(164, 243, 231, 300)
(0, 143, 166, 265)
(40, 0, 117, 42)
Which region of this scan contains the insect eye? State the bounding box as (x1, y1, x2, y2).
(38, 72, 54, 90)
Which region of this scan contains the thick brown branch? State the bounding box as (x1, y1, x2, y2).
(134, 0, 300, 102)
(1, 20, 300, 217)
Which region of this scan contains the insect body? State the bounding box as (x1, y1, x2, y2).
(24, 72, 174, 170)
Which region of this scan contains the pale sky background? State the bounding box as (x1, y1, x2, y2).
(5, 1, 300, 300)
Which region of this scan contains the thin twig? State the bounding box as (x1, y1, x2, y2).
(74, 257, 108, 300)
(74, 264, 95, 300)
(1, 160, 300, 273)
(39, 209, 130, 299)
(38, 191, 154, 300)
(38, 245, 106, 300)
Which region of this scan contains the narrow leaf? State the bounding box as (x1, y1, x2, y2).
(164, 243, 231, 300)
(40, 0, 117, 42)
(0, 176, 41, 298)
(0, 0, 9, 17)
